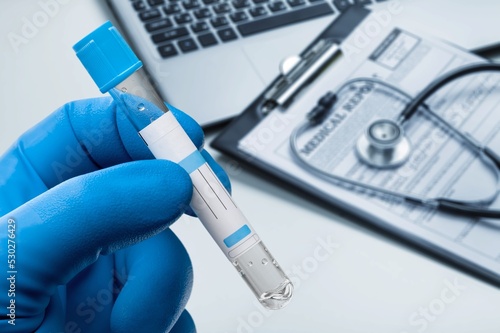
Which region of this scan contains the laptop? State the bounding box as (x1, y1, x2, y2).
(107, 0, 500, 127)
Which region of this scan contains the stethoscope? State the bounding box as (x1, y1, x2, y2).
(290, 62, 500, 218)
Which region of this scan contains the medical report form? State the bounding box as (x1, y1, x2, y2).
(237, 20, 500, 283)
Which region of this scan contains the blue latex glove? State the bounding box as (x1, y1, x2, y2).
(0, 97, 229, 333)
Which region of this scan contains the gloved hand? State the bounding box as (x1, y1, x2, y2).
(0, 96, 229, 333)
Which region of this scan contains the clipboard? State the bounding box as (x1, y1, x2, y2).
(211, 6, 500, 285)
(212, 6, 371, 154)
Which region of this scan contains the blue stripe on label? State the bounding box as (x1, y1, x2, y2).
(223, 225, 251, 248)
(178, 150, 206, 174)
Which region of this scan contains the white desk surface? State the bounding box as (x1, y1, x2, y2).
(1, 1, 500, 332)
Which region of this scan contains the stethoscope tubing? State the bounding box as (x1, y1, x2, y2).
(290, 62, 500, 218)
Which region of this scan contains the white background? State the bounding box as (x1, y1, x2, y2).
(1, 1, 500, 332)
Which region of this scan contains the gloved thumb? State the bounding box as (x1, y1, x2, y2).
(0, 159, 192, 331)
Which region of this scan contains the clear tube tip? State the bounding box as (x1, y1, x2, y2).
(259, 277, 294, 310)
(233, 242, 293, 310)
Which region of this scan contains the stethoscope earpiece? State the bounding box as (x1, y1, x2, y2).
(356, 119, 411, 168)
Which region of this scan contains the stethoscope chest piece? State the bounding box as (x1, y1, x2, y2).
(356, 119, 411, 168)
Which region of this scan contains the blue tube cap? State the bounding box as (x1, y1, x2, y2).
(73, 21, 142, 93)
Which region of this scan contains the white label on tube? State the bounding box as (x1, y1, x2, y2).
(140, 113, 258, 258)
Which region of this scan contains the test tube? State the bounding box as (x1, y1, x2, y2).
(73, 21, 293, 310)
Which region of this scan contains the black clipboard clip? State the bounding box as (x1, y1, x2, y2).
(259, 38, 342, 116)
(213, 6, 371, 152)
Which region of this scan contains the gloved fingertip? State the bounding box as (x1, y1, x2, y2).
(170, 310, 197, 333)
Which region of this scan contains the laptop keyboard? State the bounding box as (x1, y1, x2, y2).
(131, 0, 387, 58)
